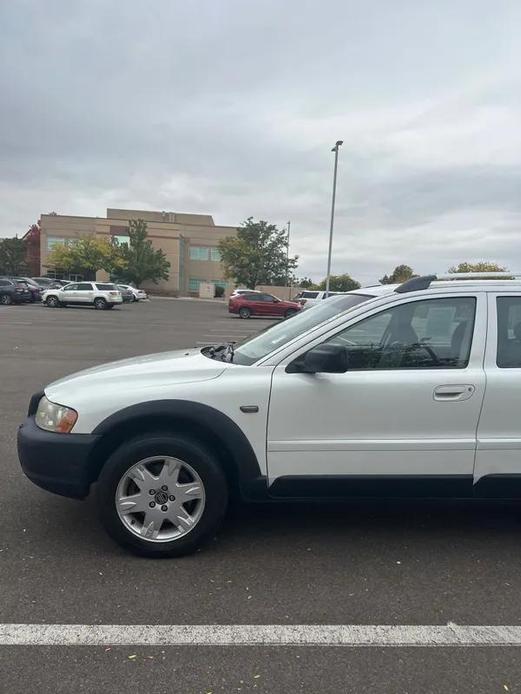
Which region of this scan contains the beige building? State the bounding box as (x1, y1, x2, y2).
(39, 208, 238, 296)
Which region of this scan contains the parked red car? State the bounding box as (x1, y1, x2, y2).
(228, 291, 302, 319)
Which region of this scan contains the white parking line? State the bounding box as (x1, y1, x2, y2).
(2, 624, 521, 647)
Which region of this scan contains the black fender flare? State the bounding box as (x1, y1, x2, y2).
(91, 400, 266, 499)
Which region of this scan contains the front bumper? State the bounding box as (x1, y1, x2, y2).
(17, 416, 100, 499)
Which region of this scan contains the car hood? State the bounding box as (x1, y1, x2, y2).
(46, 348, 227, 400)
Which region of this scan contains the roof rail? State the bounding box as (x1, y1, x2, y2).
(395, 272, 520, 294)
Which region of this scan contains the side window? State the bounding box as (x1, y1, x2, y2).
(77, 283, 93, 291)
(261, 294, 276, 302)
(497, 297, 521, 368)
(64, 283, 78, 291)
(302, 291, 319, 299)
(327, 297, 476, 370)
(244, 293, 261, 301)
(0, 280, 9, 287)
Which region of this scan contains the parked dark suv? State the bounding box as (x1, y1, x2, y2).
(0, 278, 32, 305)
(14, 278, 42, 302)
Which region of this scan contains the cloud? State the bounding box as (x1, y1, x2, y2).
(1, 0, 521, 283)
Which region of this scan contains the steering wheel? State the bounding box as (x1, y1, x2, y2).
(407, 342, 440, 366)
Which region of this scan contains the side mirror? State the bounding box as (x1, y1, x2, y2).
(287, 343, 348, 374)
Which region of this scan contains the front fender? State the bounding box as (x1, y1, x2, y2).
(92, 399, 266, 499)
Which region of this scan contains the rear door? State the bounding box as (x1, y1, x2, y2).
(475, 292, 521, 493)
(243, 293, 263, 316)
(75, 282, 95, 304)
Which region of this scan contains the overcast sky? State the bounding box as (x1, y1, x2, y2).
(1, 0, 520, 283)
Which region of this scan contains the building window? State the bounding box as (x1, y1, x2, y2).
(189, 246, 222, 261)
(190, 246, 209, 261)
(188, 278, 203, 292)
(47, 236, 76, 251)
(112, 235, 130, 247)
(214, 280, 228, 289)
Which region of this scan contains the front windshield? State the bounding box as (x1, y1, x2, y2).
(232, 293, 374, 365)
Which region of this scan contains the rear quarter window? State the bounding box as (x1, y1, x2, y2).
(95, 283, 116, 290)
(302, 291, 319, 299)
(497, 296, 521, 368)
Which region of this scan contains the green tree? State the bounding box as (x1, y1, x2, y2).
(46, 236, 124, 277)
(0, 237, 27, 275)
(318, 274, 360, 292)
(218, 218, 298, 288)
(379, 264, 416, 284)
(297, 277, 317, 289)
(118, 219, 170, 286)
(449, 261, 507, 273)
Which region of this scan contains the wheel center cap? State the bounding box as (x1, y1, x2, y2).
(155, 491, 169, 505)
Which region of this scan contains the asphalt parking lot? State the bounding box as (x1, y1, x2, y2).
(2, 298, 521, 692)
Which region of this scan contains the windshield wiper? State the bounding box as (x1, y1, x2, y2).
(224, 342, 235, 362)
(206, 342, 235, 362)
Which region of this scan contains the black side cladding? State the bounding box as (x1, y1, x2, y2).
(28, 391, 44, 416)
(92, 399, 265, 499)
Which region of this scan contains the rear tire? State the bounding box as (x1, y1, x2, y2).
(0, 294, 13, 305)
(94, 297, 107, 310)
(239, 307, 251, 319)
(45, 295, 61, 308)
(96, 433, 228, 558)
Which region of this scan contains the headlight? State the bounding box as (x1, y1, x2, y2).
(35, 396, 78, 433)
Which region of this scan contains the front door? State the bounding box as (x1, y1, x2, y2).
(60, 283, 79, 303)
(267, 293, 486, 496)
(75, 282, 95, 304)
(257, 294, 279, 316)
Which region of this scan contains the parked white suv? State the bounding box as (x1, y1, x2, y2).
(18, 273, 521, 558)
(42, 282, 123, 310)
(294, 289, 344, 308)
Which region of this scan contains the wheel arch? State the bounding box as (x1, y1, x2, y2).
(88, 400, 266, 499)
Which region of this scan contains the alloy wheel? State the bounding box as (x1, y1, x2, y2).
(115, 456, 206, 543)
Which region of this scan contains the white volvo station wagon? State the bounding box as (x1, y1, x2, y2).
(17, 273, 521, 557)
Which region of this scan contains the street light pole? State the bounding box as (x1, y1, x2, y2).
(325, 140, 343, 295)
(286, 220, 291, 286)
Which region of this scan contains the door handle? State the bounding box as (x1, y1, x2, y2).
(433, 384, 475, 402)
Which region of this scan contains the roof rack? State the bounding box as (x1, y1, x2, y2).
(395, 272, 520, 294)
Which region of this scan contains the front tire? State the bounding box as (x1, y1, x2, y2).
(0, 294, 13, 305)
(45, 295, 61, 308)
(96, 433, 228, 558)
(239, 307, 251, 319)
(94, 297, 107, 310)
